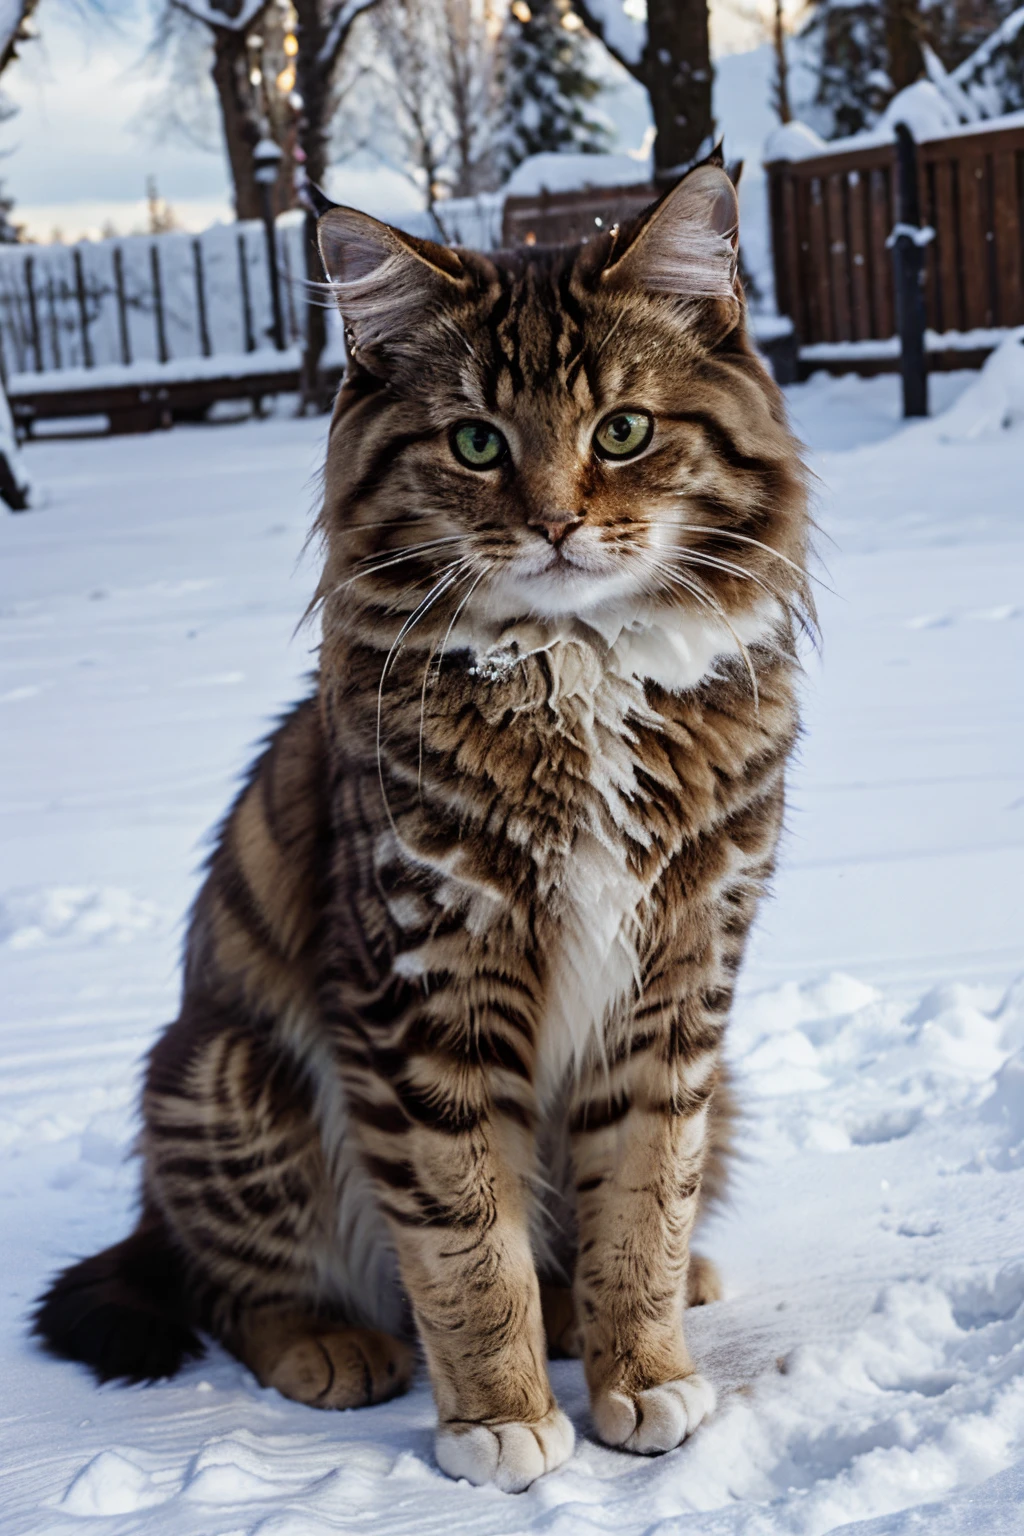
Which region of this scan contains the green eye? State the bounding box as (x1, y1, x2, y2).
(594, 410, 654, 460)
(451, 421, 507, 470)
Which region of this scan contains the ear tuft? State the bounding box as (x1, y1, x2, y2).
(602, 164, 740, 301)
(317, 208, 464, 372)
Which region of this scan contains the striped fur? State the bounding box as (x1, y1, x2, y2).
(34, 163, 811, 1492)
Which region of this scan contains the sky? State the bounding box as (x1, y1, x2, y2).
(0, 0, 772, 244)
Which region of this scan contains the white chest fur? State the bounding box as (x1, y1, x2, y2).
(505, 598, 782, 1103)
(407, 598, 781, 1103)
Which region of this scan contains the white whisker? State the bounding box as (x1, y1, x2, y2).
(434, 561, 493, 683)
(635, 551, 760, 711)
(633, 519, 809, 581)
(375, 564, 468, 834)
(416, 559, 480, 793)
(337, 537, 467, 589)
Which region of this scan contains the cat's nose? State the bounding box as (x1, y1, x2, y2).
(528, 510, 584, 545)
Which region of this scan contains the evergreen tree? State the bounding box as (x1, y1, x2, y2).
(802, 0, 1023, 138)
(924, 0, 1022, 71)
(802, 0, 901, 138)
(941, 0, 1024, 111)
(497, 0, 611, 177)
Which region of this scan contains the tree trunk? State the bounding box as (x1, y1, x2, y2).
(885, 0, 923, 92)
(212, 28, 263, 220)
(293, 0, 333, 407)
(645, 0, 714, 182)
(773, 0, 792, 123)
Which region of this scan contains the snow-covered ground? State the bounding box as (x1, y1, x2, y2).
(2, 364, 1023, 1535)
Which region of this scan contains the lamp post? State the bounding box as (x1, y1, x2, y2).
(253, 137, 285, 352)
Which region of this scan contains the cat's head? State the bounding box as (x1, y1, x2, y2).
(315, 163, 808, 641)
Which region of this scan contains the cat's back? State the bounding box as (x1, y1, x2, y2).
(181, 692, 332, 1016)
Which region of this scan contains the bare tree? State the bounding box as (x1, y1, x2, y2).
(0, 1, 37, 74)
(156, 1, 379, 399)
(164, 1, 274, 219)
(884, 0, 925, 91)
(289, 0, 382, 192)
(290, 0, 382, 403)
(773, 0, 792, 123)
(364, 0, 450, 219)
(569, 0, 715, 180)
(356, 0, 503, 218)
(440, 0, 503, 197)
(0, 4, 37, 507)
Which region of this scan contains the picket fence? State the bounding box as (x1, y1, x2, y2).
(0, 214, 337, 430)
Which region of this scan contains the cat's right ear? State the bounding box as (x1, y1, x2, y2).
(318, 207, 465, 375)
(600, 164, 739, 303)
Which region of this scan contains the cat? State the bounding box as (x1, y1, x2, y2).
(34, 160, 811, 1493)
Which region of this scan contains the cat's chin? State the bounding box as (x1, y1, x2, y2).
(485, 560, 643, 622)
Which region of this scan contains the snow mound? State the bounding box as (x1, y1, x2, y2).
(504, 150, 651, 197)
(980, 1052, 1024, 1168)
(763, 119, 827, 162)
(732, 973, 1024, 1155)
(0, 886, 163, 948)
(60, 1451, 168, 1516)
(878, 80, 963, 140)
(937, 329, 1024, 440)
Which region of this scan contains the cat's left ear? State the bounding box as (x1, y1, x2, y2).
(601, 164, 740, 302)
(318, 207, 465, 374)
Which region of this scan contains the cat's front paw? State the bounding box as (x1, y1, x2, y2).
(592, 1373, 716, 1455)
(435, 1404, 574, 1491)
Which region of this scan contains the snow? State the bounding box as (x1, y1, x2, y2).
(580, 0, 647, 69)
(0, 219, 309, 384)
(799, 327, 1017, 363)
(0, 377, 31, 506)
(936, 328, 1024, 440)
(874, 80, 963, 141)
(951, 2, 1024, 118)
(0, 0, 22, 57)
(922, 44, 982, 128)
(2, 368, 1023, 1533)
(783, 103, 1024, 161)
(167, 0, 266, 32)
(503, 149, 653, 196)
(764, 119, 828, 162)
(6, 348, 304, 399)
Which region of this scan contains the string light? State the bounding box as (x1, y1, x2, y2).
(276, 66, 296, 93)
(250, 67, 263, 86)
(511, 1, 531, 19)
(561, 10, 583, 29)
(283, 32, 298, 55)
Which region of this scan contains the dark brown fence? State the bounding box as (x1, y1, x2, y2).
(501, 181, 656, 247)
(767, 120, 1024, 349)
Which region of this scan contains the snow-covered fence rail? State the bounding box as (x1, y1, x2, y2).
(0, 215, 320, 432)
(767, 117, 1024, 369)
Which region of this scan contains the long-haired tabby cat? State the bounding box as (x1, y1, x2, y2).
(34, 160, 810, 1492)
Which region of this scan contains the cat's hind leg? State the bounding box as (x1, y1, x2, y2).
(687, 1254, 723, 1307)
(540, 1284, 581, 1358)
(238, 1310, 414, 1408)
(141, 994, 410, 1404)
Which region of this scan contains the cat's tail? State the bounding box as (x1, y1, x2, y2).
(32, 1214, 205, 1383)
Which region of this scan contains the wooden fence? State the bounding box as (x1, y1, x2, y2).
(767, 119, 1024, 356)
(502, 182, 656, 248)
(0, 216, 333, 431)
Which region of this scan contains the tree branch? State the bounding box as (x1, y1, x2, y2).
(570, 0, 646, 84)
(0, 1, 38, 78)
(169, 0, 267, 34)
(318, 0, 382, 71)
